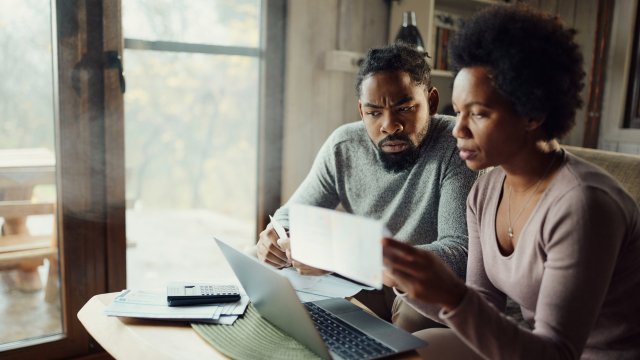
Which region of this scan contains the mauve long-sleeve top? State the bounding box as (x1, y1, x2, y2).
(406, 150, 640, 359)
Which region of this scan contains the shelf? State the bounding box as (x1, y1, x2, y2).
(324, 50, 363, 73)
(388, 0, 508, 76)
(432, 69, 454, 77)
(437, 0, 507, 7)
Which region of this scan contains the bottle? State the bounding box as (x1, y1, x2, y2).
(394, 11, 426, 54)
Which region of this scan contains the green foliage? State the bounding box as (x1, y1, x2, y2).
(0, 0, 55, 150)
(1, 0, 262, 222)
(122, 0, 261, 221)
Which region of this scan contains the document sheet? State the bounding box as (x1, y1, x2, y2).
(289, 204, 388, 289)
(104, 289, 249, 325)
(278, 267, 375, 302)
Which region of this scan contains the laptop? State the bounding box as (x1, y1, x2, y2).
(215, 238, 426, 360)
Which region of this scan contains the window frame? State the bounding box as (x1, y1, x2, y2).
(122, 0, 286, 237)
(3, 0, 285, 357)
(3, 0, 126, 358)
(257, 0, 286, 234)
(624, 2, 640, 129)
(599, 0, 640, 146)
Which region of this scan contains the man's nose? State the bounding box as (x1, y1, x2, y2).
(380, 114, 403, 134)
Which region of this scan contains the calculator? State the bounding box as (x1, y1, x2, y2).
(166, 283, 241, 306)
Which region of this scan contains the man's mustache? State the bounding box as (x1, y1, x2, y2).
(378, 134, 412, 148)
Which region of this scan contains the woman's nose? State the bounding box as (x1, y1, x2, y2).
(381, 114, 403, 134)
(452, 116, 469, 139)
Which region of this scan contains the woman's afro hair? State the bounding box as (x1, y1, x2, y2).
(450, 4, 585, 140)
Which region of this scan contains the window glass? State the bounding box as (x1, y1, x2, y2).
(123, 0, 260, 47)
(123, 1, 260, 288)
(0, 0, 62, 349)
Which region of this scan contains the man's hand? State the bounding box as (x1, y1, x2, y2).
(257, 223, 328, 276)
(257, 224, 291, 268)
(382, 237, 467, 311)
(292, 260, 330, 276)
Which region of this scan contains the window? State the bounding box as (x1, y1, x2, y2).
(1, 1, 126, 357)
(624, 2, 640, 129)
(598, 0, 640, 150)
(0, 0, 61, 348)
(122, 0, 284, 287)
(0, 0, 284, 356)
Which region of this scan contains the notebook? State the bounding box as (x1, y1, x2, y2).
(215, 238, 426, 360)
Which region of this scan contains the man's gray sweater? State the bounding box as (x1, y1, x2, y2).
(273, 115, 476, 278)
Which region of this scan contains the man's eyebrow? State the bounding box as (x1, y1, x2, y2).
(362, 102, 383, 109)
(362, 96, 414, 109)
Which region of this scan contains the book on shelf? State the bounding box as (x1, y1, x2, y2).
(433, 10, 465, 71)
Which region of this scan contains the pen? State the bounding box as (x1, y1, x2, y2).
(269, 215, 292, 267)
(269, 215, 289, 244)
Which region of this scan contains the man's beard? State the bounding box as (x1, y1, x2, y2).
(377, 125, 428, 173)
(377, 134, 421, 173)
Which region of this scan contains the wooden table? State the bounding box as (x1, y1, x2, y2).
(0, 148, 56, 187)
(0, 148, 57, 292)
(79, 293, 231, 360)
(78, 293, 422, 360)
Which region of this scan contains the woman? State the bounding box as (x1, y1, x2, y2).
(383, 5, 640, 359)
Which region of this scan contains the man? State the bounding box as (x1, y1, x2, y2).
(257, 44, 476, 332)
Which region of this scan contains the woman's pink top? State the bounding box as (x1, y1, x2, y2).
(407, 151, 640, 359)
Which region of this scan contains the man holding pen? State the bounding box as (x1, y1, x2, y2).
(256, 44, 475, 332)
(267, 215, 291, 267)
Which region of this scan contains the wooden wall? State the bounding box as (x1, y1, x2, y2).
(525, 0, 640, 154)
(280, 0, 636, 203)
(519, 0, 599, 147)
(281, 0, 388, 199)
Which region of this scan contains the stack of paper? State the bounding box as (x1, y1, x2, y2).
(279, 267, 374, 302)
(104, 289, 249, 325)
(290, 204, 389, 289)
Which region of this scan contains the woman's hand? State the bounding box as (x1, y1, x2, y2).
(383, 269, 401, 289)
(382, 237, 467, 311)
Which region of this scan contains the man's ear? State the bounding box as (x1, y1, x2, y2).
(427, 87, 439, 115)
(357, 99, 364, 119)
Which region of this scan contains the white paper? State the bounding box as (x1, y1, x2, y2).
(289, 205, 388, 289)
(219, 294, 250, 316)
(295, 291, 333, 303)
(104, 290, 222, 320)
(104, 289, 248, 324)
(279, 267, 374, 301)
(209, 315, 239, 325)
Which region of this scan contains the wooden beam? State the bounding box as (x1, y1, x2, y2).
(257, 0, 287, 235)
(0, 201, 55, 217)
(583, 0, 615, 148)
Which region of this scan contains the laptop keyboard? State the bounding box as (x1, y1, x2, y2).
(304, 302, 395, 359)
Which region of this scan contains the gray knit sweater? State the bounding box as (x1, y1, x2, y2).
(273, 115, 476, 278)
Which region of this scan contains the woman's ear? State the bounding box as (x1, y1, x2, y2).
(525, 116, 545, 132)
(427, 87, 439, 115)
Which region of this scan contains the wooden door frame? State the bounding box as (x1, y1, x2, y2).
(2, 1, 125, 358)
(257, 0, 287, 234)
(582, 0, 615, 148)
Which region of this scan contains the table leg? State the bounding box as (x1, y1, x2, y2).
(0, 188, 44, 292)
